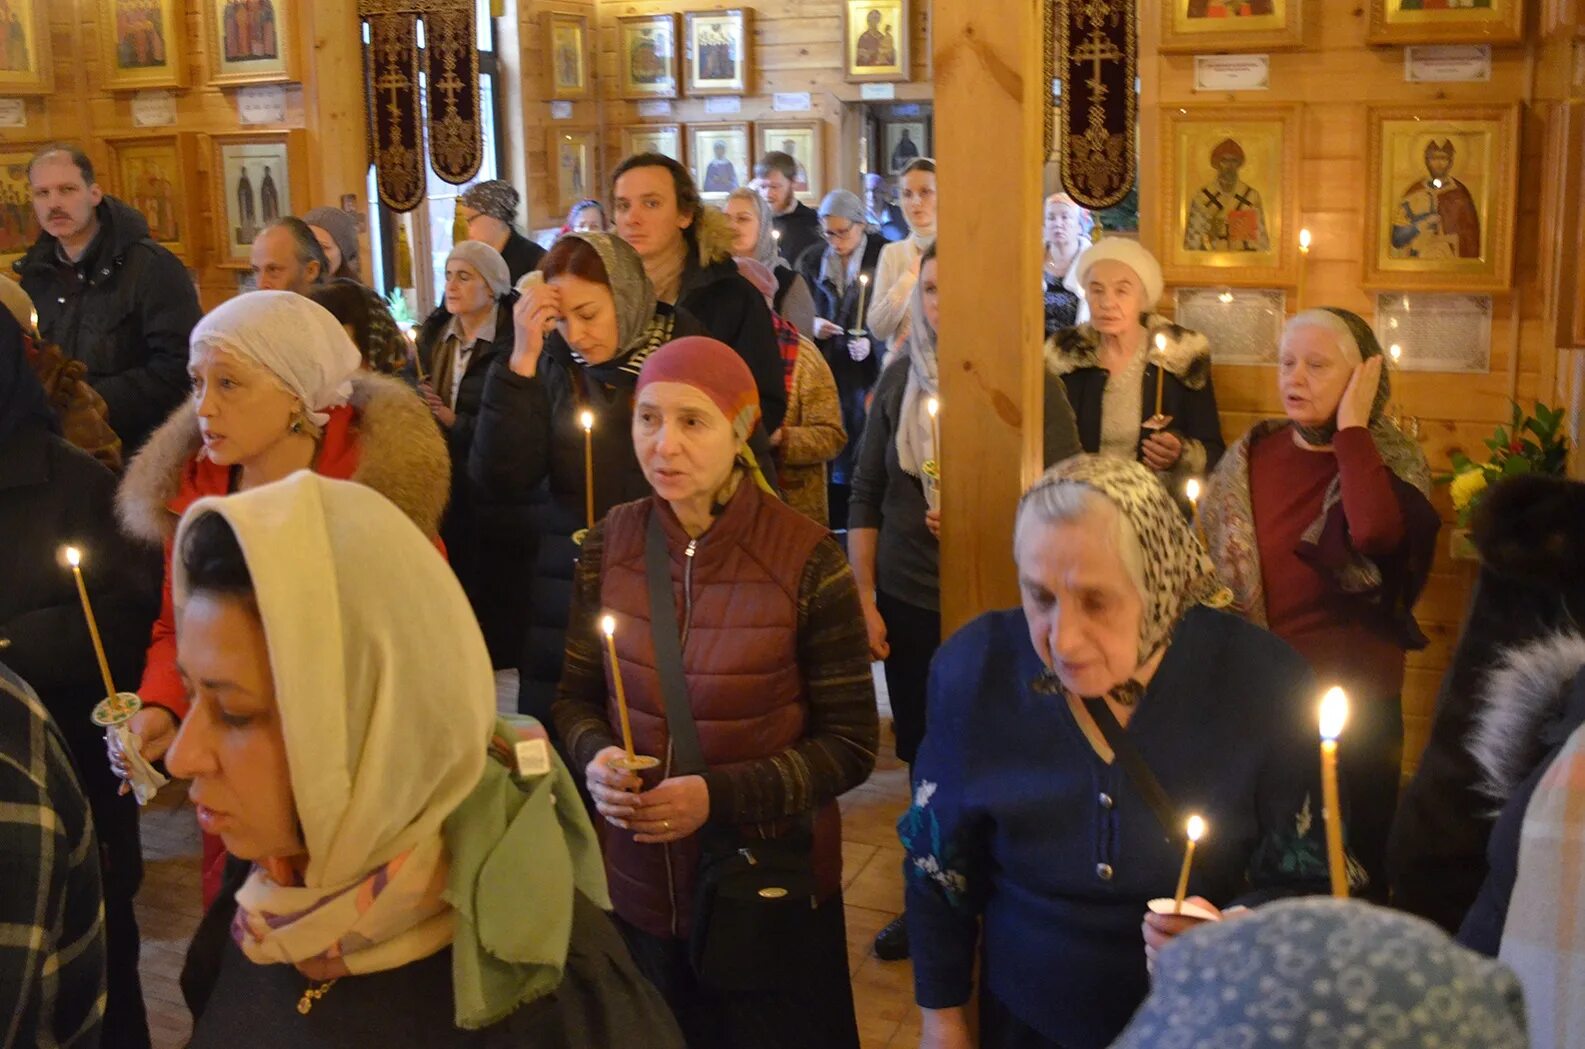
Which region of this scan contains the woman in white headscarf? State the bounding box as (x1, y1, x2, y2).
(163, 472, 684, 1046)
(113, 291, 450, 905)
(866, 158, 936, 349)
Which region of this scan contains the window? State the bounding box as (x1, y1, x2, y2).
(366, 0, 508, 313)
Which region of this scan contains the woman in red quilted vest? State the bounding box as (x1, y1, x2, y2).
(551, 335, 878, 1049)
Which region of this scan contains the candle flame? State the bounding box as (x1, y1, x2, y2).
(1389, 344, 1402, 363)
(579, 409, 595, 432)
(1154, 332, 1167, 353)
(859, 273, 870, 286)
(926, 397, 939, 419)
(1186, 814, 1206, 843)
(63, 545, 82, 567)
(771, 229, 781, 241)
(1319, 686, 1349, 741)
(1299, 228, 1312, 251)
(29, 309, 38, 332)
(1184, 478, 1201, 504)
(600, 614, 616, 638)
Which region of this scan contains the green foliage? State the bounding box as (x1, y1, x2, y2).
(385, 289, 416, 327)
(1436, 400, 1570, 526)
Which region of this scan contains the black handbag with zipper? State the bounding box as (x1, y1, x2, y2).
(644, 510, 820, 991)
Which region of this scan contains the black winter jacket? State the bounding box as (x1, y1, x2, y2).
(796, 235, 887, 485)
(677, 257, 787, 435)
(16, 196, 200, 453)
(467, 305, 706, 723)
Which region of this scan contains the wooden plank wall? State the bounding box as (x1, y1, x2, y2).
(510, 0, 932, 230)
(9, 0, 366, 310)
(1139, 2, 1578, 771)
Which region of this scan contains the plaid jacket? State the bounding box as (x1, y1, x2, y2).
(0, 662, 105, 1048)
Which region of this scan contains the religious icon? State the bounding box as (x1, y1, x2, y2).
(0, 147, 42, 269)
(1368, 0, 1520, 45)
(1183, 138, 1269, 252)
(618, 14, 678, 99)
(684, 10, 751, 96)
(107, 135, 196, 256)
(206, 0, 295, 85)
(1160, 104, 1299, 287)
(212, 133, 303, 268)
(620, 124, 683, 165)
(542, 12, 589, 101)
(687, 123, 750, 203)
(1365, 104, 1518, 291)
(0, 0, 49, 93)
(844, 0, 909, 82)
(885, 123, 926, 174)
(550, 129, 598, 213)
(1160, 0, 1300, 52)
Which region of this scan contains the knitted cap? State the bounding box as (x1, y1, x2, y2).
(1074, 238, 1164, 309)
(445, 240, 511, 298)
(301, 207, 359, 270)
(635, 336, 761, 443)
(457, 180, 520, 225)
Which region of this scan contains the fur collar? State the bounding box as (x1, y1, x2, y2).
(1470, 474, 1585, 588)
(1469, 630, 1585, 805)
(117, 372, 450, 545)
(691, 205, 738, 269)
(1043, 314, 1213, 390)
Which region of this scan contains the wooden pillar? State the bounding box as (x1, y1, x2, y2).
(933, 0, 1049, 633)
(301, 0, 371, 244)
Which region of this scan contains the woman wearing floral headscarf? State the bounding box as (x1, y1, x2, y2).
(1202, 307, 1440, 898)
(165, 472, 684, 1046)
(112, 293, 450, 905)
(901, 456, 1333, 1049)
(468, 232, 706, 726)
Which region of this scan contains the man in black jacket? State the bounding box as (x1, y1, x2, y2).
(756, 151, 823, 268)
(17, 145, 199, 453)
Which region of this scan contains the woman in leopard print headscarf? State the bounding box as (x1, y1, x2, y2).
(898, 454, 1338, 1049)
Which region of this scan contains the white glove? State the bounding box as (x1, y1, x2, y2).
(848, 336, 872, 362)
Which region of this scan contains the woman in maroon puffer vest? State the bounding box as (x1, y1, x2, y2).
(552, 336, 878, 1049)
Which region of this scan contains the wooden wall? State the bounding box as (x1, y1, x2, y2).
(508, 0, 932, 231)
(8, 0, 367, 309)
(1138, 2, 1580, 770)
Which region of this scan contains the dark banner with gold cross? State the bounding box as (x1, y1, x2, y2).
(358, 0, 482, 212)
(1050, 0, 1137, 210)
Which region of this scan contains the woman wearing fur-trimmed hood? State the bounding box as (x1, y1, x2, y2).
(1047, 239, 1225, 494)
(112, 291, 450, 904)
(608, 151, 787, 437)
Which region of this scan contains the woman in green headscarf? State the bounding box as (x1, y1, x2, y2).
(1202, 306, 1441, 900)
(467, 231, 708, 727)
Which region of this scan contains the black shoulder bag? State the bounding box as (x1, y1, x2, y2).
(1081, 696, 1185, 845)
(644, 511, 819, 991)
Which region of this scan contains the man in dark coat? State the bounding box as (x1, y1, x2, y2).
(756, 151, 822, 269)
(17, 144, 199, 454)
(457, 180, 547, 287)
(0, 297, 161, 1048)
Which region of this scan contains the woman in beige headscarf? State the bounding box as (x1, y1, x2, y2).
(165, 472, 683, 1046)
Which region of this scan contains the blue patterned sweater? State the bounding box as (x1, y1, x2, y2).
(900, 606, 1335, 1048)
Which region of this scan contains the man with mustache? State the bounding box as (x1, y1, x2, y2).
(15, 144, 199, 453)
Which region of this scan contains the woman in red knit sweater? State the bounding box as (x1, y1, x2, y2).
(1202, 307, 1440, 898)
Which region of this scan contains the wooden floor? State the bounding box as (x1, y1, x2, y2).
(133, 672, 920, 1048)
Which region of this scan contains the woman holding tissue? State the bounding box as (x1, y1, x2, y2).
(551, 336, 877, 1049)
(796, 189, 887, 530)
(468, 231, 705, 724)
(900, 456, 1333, 1049)
(113, 292, 450, 905)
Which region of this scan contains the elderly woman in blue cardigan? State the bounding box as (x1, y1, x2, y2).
(901, 456, 1335, 1049)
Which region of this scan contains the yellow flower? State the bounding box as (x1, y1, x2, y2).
(1451, 468, 1489, 511)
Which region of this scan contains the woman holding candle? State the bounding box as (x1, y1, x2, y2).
(723, 187, 817, 338)
(1047, 239, 1225, 498)
(797, 189, 888, 530)
(900, 456, 1333, 1049)
(468, 231, 706, 725)
(1202, 308, 1440, 898)
(551, 336, 878, 1048)
(163, 473, 684, 1047)
(0, 290, 161, 1049)
(853, 246, 1081, 962)
(412, 239, 527, 668)
(1042, 193, 1093, 337)
(113, 291, 450, 905)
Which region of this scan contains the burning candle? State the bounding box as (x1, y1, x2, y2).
(1152, 332, 1168, 418)
(1319, 687, 1350, 898)
(63, 546, 122, 716)
(580, 409, 596, 529)
(601, 614, 639, 765)
(1296, 228, 1312, 310)
(1389, 343, 1402, 365)
(1184, 478, 1202, 535)
(853, 273, 871, 331)
(1173, 815, 1206, 914)
(926, 396, 941, 460)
